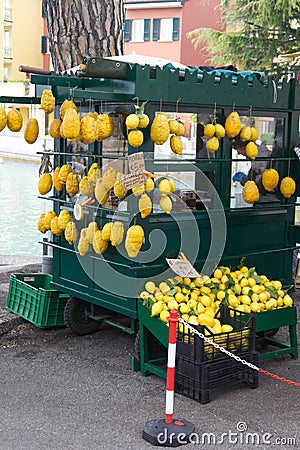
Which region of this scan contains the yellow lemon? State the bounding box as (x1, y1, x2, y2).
(187, 299, 197, 309)
(221, 324, 233, 333)
(272, 280, 282, 290)
(214, 268, 223, 279)
(151, 302, 164, 317)
(243, 304, 251, 314)
(241, 295, 251, 305)
(242, 286, 251, 295)
(221, 274, 229, 284)
(175, 292, 185, 303)
(159, 310, 170, 323)
(277, 298, 284, 307)
(183, 277, 191, 285)
(194, 302, 205, 314)
(228, 295, 239, 308)
(179, 303, 191, 314)
(251, 293, 260, 302)
(200, 295, 211, 307)
(200, 286, 211, 295)
(251, 284, 261, 294)
(188, 315, 199, 326)
(217, 290, 226, 301)
(240, 266, 249, 274)
(234, 284, 242, 294)
(181, 313, 190, 322)
(218, 283, 226, 291)
(283, 294, 293, 307)
(168, 299, 179, 310)
(250, 302, 261, 313)
(145, 281, 156, 294)
(198, 313, 215, 328)
(190, 292, 199, 301)
(248, 277, 256, 287)
(240, 278, 249, 287)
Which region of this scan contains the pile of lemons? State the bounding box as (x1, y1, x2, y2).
(140, 265, 293, 333)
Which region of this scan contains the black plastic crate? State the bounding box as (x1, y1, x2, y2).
(175, 351, 258, 404)
(176, 306, 256, 363)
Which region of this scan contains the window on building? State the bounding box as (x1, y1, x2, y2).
(125, 18, 151, 42)
(132, 19, 145, 42)
(4, 30, 10, 58)
(153, 18, 180, 41)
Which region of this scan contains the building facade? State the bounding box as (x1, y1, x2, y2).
(124, 0, 223, 67)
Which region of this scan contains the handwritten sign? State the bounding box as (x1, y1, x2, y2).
(128, 152, 145, 174)
(122, 172, 147, 190)
(166, 258, 201, 278)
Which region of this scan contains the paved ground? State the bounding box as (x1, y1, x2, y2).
(0, 257, 300, 449)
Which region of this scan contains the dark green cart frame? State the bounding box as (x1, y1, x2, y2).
(12, 58, 300, 360)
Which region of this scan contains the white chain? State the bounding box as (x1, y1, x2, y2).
(178, 318, 259, 371)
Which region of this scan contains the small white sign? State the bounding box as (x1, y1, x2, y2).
(122, 172, 147, 190)
(128, 152, 145, 174)
(166, 258, 201, 278)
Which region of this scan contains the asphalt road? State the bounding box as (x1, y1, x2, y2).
(0, 264, 300, 449)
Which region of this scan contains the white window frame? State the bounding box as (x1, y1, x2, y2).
(131, 19, 145, 42)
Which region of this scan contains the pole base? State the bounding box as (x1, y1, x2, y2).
(142, 418, 195, 447)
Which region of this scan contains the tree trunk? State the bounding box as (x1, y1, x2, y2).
(42, 0, 124, 72)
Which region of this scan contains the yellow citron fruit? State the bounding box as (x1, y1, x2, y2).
(7, 109, 23, 132)
(262, 168, 279, 192)
(125, 224, 144, 258)
(240, 126, 252, 142)
(214, 124, 225, 138)
(206, 136, 219, 153)
(160, 195, 172, 214)
(160, 310, 170, 323)
(151, 302, 164, 317)
(251, 127, 259, 142)
(250, 302, 261, 313)
(168, 300, 179, 310)
(221, 324, 233, 333)
(110, 221, 125, 246)
(64, 221, 78, 245)
(96, 113, 114, 141)
(41, 89, 55, 113)
(158, 178, 171, 196)
(145, 177, 154, 193)
(280, 177, 296, 199)
(179, 303, 190, 314)
(245, 141, 258, 160)
(49, 118, 62, 139)
(38, 173, 52, 195)
(272, 280, 282, 290)
(170, 135, 183, 155)
(283, 294, 293, 307)
(216, 290, 226, 301)
(175, 292, 185, 303)
(150, 113, 170, 145)
(139, 193, 152, 219)
(62, 108, 80, 140)
(242, 180, 259, 204)
(0, 107, 7, 132)
(132, 184, 145, 196)
(128, 129, 144, 148)
(145, 281, 156, 294)
(204, 123, 215, 138)
(50, 216, 64, 236)
(93, 230, 109, 254)
(113, 173, 128, 199)
(176, 121, 185, 136)
(24, 118, 39, 144)
(225, 111, 241, 138)
(198, 313, 215, 328)
(125, 113, 139, 130)
(138, 114, 150, 128)
(169, 119, 180, 135)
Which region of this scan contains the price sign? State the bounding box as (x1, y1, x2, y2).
(128, 152, 145, 174)
(166, 258, 201, 278)
(122, 172, 147, 190)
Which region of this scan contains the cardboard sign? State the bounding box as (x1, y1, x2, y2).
(166, 258, 201, 278)
(128, 152, 145, 174)
(122, 172, 147, 190)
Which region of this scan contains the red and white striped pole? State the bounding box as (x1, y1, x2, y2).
(165, 309, 178, 424)
(143, 309, 195, 446)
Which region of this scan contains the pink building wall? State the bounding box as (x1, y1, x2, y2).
(125, 0, 223, 67)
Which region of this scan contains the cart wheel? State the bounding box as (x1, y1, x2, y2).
(256, 328, 280, 338)
(64, 296, 102, 336)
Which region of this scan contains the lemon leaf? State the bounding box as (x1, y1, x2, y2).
(265, 286, 279, 299)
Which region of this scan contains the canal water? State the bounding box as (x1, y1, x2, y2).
(0, 158, 50, 256)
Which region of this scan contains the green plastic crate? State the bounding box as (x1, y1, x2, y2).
(6, 273, 69, 328)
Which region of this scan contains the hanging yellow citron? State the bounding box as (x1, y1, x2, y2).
(139, 193, 152, 218)
(38, 173, 52, 195)
(50, 216, 64, 236)
(280, 177, 296, 198)
(110, 222, 125, 246)
(225, 111, 241, 138)
(240, 126, 252, 142)
(52, 167, 64, 191)
(128, 129, 144, 148)
(206, 136, 219, 153)
(150, 113, 170, 145)
(96, 113, 114, 141)
(114, 172, 128, 199)
(41, 89, 55, 114)
(170, 135, 183, 155)
(262, 168, 279, 192)
(24, 118, 39, 144)
(44, 211, 56, 230)
(214, 123, 225, 138)
(242, 181, 259, 204)
(80, 115, 98, 144)
(60, 99, 77, 119)
(93, 230, 109, 254)
(204, 123, 215, 138)
(125, 113, 139, 130)
(160, 195, 173, 214)
(125, 225, 144, 258)
(251, 127, 259, 142)
(7, 109, 23, 132)
(64, 221, 78, 245)
(61, 108, 80, 140)
(0, 107, 7, 132)
(245, 141, 258, 160)
(49, 118, 62, 139)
